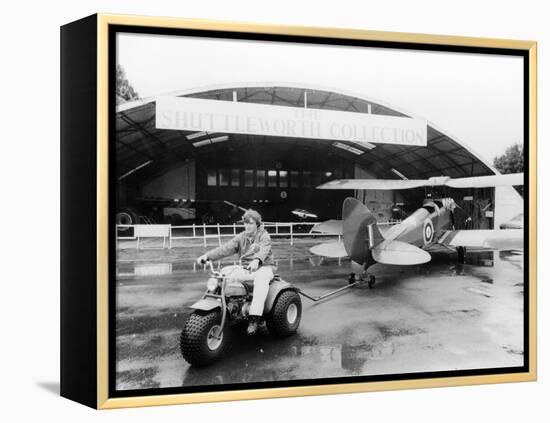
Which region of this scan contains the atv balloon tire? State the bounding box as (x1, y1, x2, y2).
(266, 290, 302, 337)
(180, 310, 226, 366)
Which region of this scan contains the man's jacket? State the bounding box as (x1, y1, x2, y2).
(206, 227, 275, 267)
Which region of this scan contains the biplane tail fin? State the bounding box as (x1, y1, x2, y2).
(309, 197, 386, 262)
(342, 197, 384, 265)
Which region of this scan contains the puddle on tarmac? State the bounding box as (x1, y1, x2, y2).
(116, 249, 514, 277)
(179, 330, 398, 387)
(116, 253, 347, 279)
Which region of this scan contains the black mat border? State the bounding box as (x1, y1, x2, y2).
(107, 23, 530, 399)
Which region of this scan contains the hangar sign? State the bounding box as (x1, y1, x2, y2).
(156, 96, 427, 146)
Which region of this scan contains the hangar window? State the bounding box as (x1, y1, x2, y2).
(256, 169, 266, 187)
(244, 170, 254, 187)
(302, 171, 312, 187)
(219, 169, 229, 186)
(290, 171, 299, 188)
(231, 169, 240, 187)
(268, 170, 277, 187)
(207, 169, 217, 186)
(279, 171, 289, 188)
(290, 170, 300, 188)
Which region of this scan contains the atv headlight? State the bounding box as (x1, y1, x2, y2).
(207, 277, 219, 292)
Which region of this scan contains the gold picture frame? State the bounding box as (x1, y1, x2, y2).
(60, 13, 537, 409)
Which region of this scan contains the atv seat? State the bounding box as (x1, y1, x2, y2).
(240, 274, 281, 291)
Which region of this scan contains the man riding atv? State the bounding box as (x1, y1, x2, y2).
(197, 209, 275, 336)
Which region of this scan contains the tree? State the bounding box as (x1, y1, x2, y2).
(116, 64, 139, 103)
(494, 143, 524, 196)
(493, 143, 523, 174)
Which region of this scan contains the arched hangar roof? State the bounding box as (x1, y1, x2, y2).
(116, 82, 496, 183)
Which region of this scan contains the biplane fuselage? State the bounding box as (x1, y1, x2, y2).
(383, 199, 453, 248)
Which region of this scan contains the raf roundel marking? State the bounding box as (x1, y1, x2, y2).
(423, 219, 434, 244)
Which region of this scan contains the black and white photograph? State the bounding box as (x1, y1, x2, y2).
(113, 28, 527, 394)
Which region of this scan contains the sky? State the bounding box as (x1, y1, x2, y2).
(117, 32, 524, 164)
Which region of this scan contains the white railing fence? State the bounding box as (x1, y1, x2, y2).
(117, 221, 339, 249)
(116, 220, 401, 250)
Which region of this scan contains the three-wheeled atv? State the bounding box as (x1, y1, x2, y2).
(180, 260, 302, 366)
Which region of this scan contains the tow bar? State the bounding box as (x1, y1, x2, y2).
(297, 273, 373, 302)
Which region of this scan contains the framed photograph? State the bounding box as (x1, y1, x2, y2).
(60, 14, 537, 409)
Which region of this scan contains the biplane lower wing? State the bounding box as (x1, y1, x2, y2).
(437, 229, 523, 250)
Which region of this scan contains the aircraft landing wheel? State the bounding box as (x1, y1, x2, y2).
(457, 246, 466, 264)
(367, 275, 376, 289)
(348, 273, 356, 285)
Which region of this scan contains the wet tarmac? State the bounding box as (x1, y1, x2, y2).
(115, 240, 524, 391)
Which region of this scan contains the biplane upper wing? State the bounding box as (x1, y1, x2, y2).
(446, 173, 524, 188)
(317, 172, 524, 190)
(437, 229, 523, 250)
(318, 179, 429, 190)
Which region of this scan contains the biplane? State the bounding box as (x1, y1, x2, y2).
(310, 173, 524, 285)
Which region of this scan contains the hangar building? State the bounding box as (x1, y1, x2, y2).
(115, 83, 521, 229)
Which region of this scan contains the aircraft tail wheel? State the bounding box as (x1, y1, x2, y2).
(367, 275, 376, 289)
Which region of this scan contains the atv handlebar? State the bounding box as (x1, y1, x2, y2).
(200, 259, 216, 274)
(200, 259, 251, 276)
